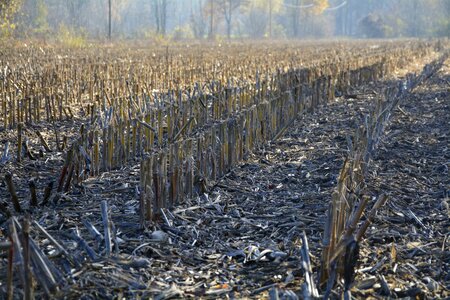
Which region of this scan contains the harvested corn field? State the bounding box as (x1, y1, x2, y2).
(0, 40, 449, 299)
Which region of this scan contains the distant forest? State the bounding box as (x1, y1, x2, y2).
(1, 0, 449, 41)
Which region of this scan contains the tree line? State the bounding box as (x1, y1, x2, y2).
(1, 0, 449, 40)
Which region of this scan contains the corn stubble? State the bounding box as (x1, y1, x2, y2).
(0, 40, 446, 298)
(319, 53, 448, 299)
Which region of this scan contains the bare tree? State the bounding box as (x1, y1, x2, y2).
(268, 0, 272, 38)
(190, 0, 207, 38)
(108, 0, 111, 39)
(244, 7, 268, 38)
(208, 0, 214, 39)
(67, 0, 88, 29)
(291, 0, 300, 37)
(217, 0, 247, 39)
(153, 0, 168, 36)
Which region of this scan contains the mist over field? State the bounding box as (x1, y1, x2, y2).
(1, 0, 449, 42)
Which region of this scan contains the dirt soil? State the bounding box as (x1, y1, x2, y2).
(0, 54, 449, 299)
